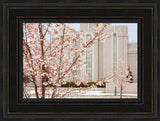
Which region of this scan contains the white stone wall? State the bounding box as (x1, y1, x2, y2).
(103, 25, 129, 77)
(80, 24, 137, 84)
(127, 43, 137, 82)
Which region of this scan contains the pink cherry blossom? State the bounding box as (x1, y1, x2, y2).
(23, 23, 111, 99)
(110, 58, 131, 98)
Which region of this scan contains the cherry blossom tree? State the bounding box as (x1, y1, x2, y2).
(111, 58, 132, 98)
(23, 23, 111, 99)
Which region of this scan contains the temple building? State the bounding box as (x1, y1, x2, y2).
(80, 23, 137, 93)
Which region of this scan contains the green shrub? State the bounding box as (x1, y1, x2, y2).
(61, 81, 105, 88)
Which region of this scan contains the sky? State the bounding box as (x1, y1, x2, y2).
(28, 23, 137, 43)
(68, 23, 137, 43)
(112, 23, 137, 43)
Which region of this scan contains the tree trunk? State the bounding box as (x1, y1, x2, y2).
(32, 76, 39, 99)
(39, 23, 45, 99)
(34, 82, 39, 99)
(120, 86, 123, 99)
(41, 76, 46, 98)
(51, 87, 57, 98)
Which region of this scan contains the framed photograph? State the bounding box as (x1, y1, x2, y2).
(1, 0, 159, 121)
(22, 22, 138, 99)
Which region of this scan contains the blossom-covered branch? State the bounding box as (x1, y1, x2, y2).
(23, 23, 111, 99)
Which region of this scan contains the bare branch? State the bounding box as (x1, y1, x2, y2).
(43, 23, 51, 37)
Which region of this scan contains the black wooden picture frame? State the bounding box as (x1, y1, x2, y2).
(0, 0, 159, 121)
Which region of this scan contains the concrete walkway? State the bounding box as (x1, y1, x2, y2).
(24, 87, 137, 99)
